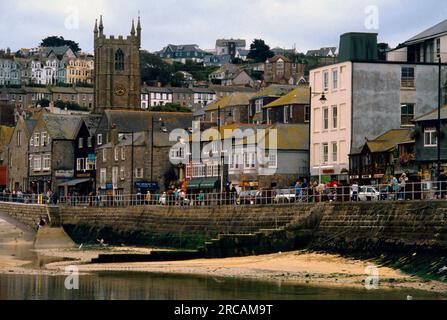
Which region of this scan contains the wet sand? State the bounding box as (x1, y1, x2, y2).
(0, 216, 446, 294)
(35, 247, 447, 294)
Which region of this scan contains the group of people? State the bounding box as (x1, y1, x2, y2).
(0, 189, 58, 205)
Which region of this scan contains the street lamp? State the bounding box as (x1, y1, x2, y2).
(151, 117, 165, 184)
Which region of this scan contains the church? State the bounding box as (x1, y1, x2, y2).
(93, 16, 141, 112)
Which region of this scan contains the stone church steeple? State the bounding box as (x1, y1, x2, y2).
(93, 16, 141, 112)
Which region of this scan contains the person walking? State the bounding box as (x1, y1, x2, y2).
(145, 190, 152, 205)
(391, 176, 399, 200)
(198, 190, 205, 206)
(399, 173, 408, 200)
(351, 182, 359, 202)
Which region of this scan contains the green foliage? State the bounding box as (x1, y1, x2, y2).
(247, 39, 275, 63)
(149, 103, 192, 113)
(173, 61, 219, 82)
(40, 36, 81, 53)
(55, 100, 88, 112)
(140, 50, 175, 86)
(377, 43, 390, 61)
(36, 99, 50, 108)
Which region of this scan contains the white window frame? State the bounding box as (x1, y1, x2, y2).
(424, 128, 437, 147)
(332, 69, 338, 90)
(135, 168, 144, 179)
(322, 143, 329, 163)
(332, 142, 338, 162)
(97, 134, 103, 146)
(43, 154, 51, 171)
(33, 155, 42, 171)
(332, 105, 338, 129)
(78, 137, 83, 149)
(323, 107, 329, 130)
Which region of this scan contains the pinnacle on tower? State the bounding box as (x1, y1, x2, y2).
(131, 18, 136, 35)
(99, 15, 104, 34)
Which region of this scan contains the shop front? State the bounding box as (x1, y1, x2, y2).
(29, 175, 52, 194)
(134, 181, 159, 194)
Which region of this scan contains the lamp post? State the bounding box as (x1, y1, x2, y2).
(310, 89, 328, 182)
(150, 116, 164, 184)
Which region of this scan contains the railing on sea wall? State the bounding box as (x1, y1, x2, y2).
(1, 181, 446, 208)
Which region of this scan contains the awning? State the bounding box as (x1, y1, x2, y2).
(199, 177, 219, 189)
(63, 178, 91, 187)
(186, 179, 202, 190)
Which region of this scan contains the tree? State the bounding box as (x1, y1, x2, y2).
(140, 50, 174, 85)
(150, 103, 191, 113)
(377, 43, 390, 61)
(247, 39, 275, 63)
(36, 99, 50, 108)
(40, 36, 81, 53)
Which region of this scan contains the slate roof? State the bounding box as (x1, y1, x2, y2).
(103, 110, 193, 133)
(142, 86, 173, 94)
(206, 92, 255, 111)
(82, 114, 102, 136)
(414, 105, 447, 122)
(405, 19, 447, 44)
(263, 86, 310, 108)
(41, 46, 74, 58)
(306, 47, 337, 57)
(40, 114, 84, 140)
(351, 129, 413, 155)
(258, 123, 309, 151)
(211, 86, 257, 93)
(25, 119, 37, 135)
(251, 84, 297, 100)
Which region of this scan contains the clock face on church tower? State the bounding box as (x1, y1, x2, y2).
(114, 85, 127, 96)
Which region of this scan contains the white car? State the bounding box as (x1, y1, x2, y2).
(352, 186, 380, 201)
(274, 189, 296, 203)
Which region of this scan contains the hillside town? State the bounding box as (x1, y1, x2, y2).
(0, 17, 446, 205)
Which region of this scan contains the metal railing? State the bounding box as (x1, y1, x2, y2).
(1, 181, 447, 208)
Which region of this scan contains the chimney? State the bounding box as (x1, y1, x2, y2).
(109, 123, 119, 145)
(338, 32, 378, 62)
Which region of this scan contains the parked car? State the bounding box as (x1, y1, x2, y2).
(351, 186, 380, 201)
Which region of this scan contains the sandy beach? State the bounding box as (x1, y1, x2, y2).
(23, 247, 444, 294)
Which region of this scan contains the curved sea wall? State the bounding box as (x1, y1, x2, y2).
(1, 201, 447, 253)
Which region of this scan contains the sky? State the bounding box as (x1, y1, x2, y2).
(0, 0, 446, 54)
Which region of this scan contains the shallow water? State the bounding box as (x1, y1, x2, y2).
(0, 217, 446, 300)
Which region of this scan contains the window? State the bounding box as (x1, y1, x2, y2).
(255, 99, 263, 113)
(100, 168, 107, 187)
(78, 138, 83, 148)
(33, 155, 41, 171)
(401, 103, 415, 126)
(332, 106, 338, 129)
(332, 70, 338, 89)
(332, 142, 338, 162)
(135, 168, 144, 178)
(304, 105, 310, 122)
(76, 158, 86, 171)
(87, 137, 92, 148)
(424, 128, 437, 147)
(34, 133, 40, 147)
(115, 49, 124, 71)
(121, 147, 125, 161)
(102, 149, 107, 162)
(43, 154, 51, 170)
(268, 153, 277, 168)
(322, 143, 329, 163)
(323, 71, 329, 91)
(401, 67, 415, 88)
(114, 148, 119, 161)
(97, 134, 103, 146)
(120, 167, 125, 180)
(112, 166, 119, 186)
(283, 105, 289, 124)
(323, 108, 329, 130)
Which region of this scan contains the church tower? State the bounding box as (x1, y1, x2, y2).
(93, 16, 141, 112)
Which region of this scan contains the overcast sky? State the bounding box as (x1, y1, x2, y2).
(1, 0, 446, 53)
